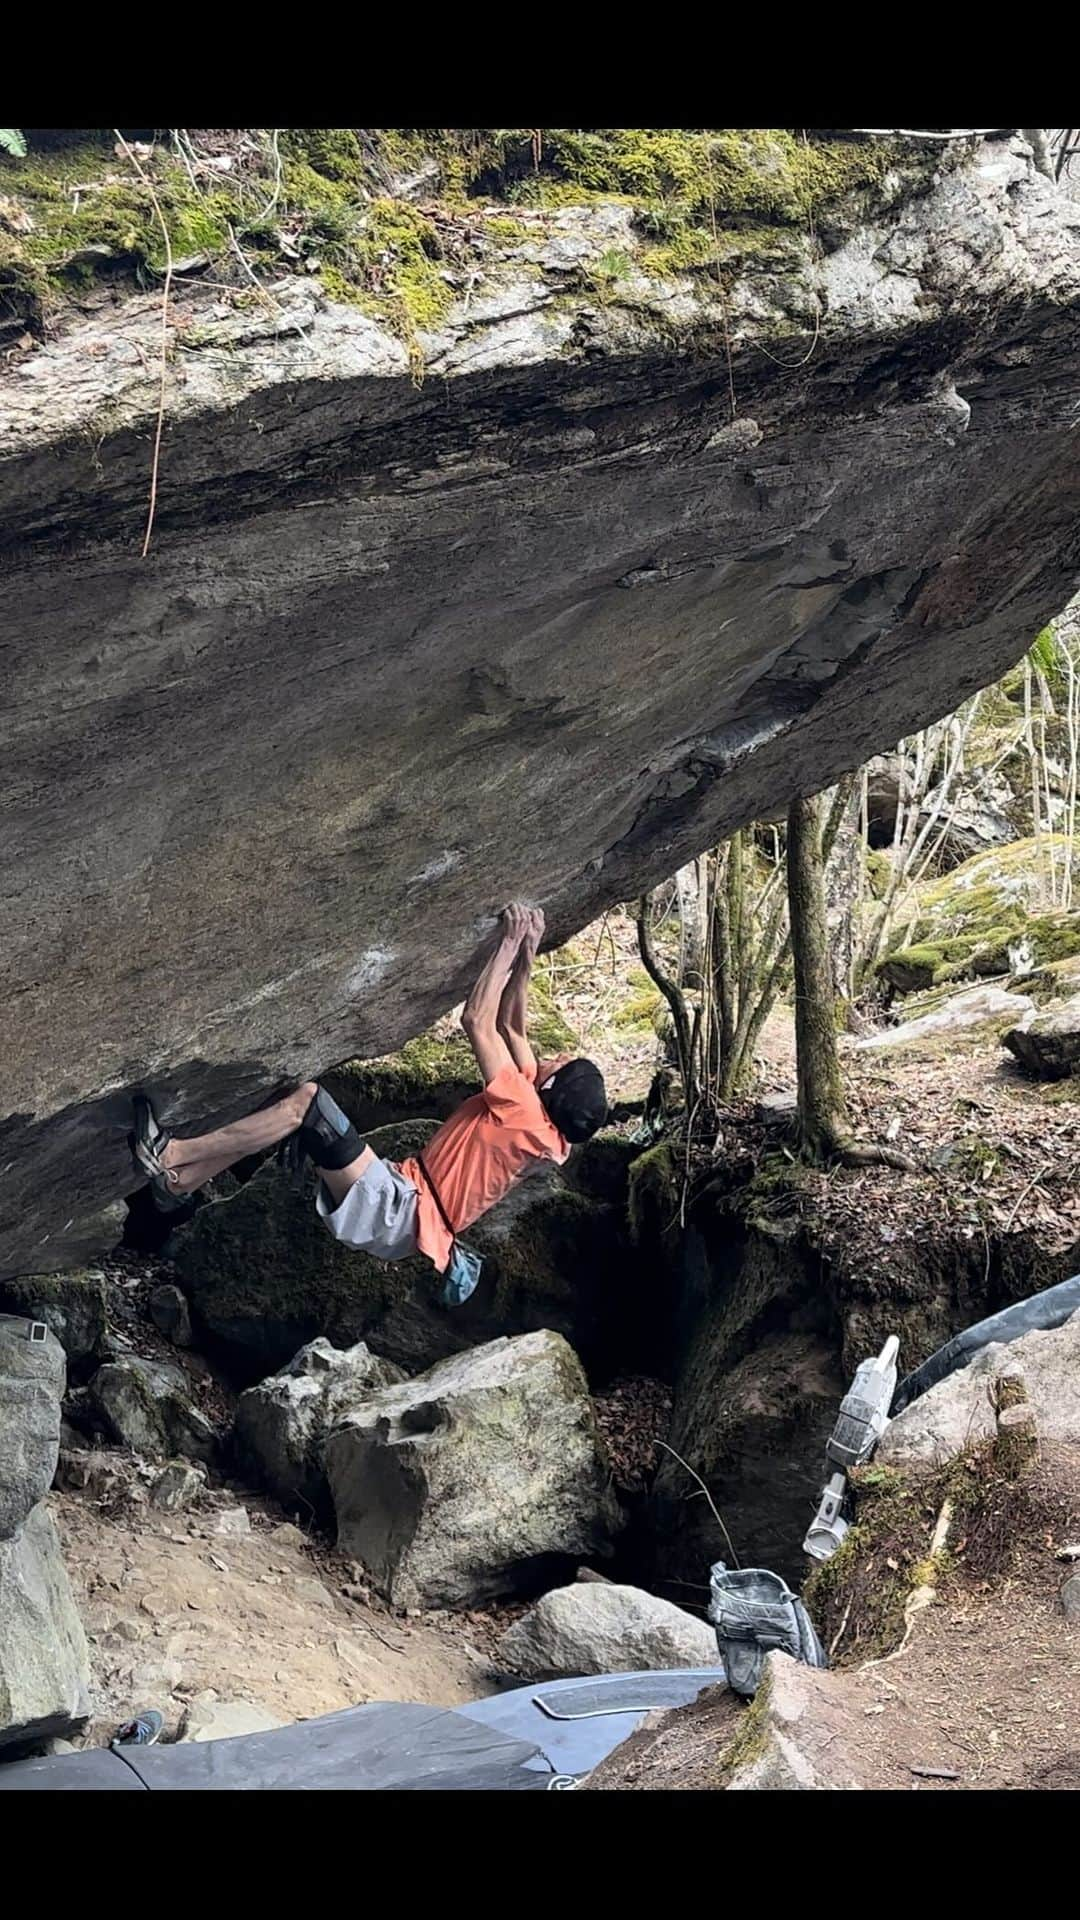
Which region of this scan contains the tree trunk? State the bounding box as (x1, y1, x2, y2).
(787, 792, 851, 1159)
(674, 858, 708, 989)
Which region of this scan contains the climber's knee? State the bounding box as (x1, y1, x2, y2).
(297, 1084, 364, 1171)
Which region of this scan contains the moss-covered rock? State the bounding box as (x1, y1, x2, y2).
(880, 838, 1080, 994)
(323, 1032, 477, 1133)
(0, 128, 936, 353)
(0, 1268, 108, 1381)
(169, 1119, 637, 1383)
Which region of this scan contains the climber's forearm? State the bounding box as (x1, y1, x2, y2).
(461, 908, 528, 1082)
(498, 948, 537, 1078)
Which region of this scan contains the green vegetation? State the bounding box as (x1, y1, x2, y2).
(529, 956, 580, 1057)
(713, 1667, 773, 1784)
(805, 1439, 1046, 1665)
(0, 127, 933, 348)
(879, 837, 1080, 993)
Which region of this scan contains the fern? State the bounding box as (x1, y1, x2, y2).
(0, 129, 27, 158)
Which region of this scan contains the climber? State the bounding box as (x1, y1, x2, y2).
(130, 904, 608, 1305)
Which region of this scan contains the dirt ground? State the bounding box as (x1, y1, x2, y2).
(53, 1481, 509, 1746)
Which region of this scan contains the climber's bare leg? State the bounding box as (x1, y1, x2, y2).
(319, 1146, 376, 1209)
(160, 1083, 319, 1195)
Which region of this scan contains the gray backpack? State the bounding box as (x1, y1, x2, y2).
(708, 1563, 827, 1699)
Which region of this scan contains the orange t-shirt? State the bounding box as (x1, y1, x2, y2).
(397, 1059, 569, 1273)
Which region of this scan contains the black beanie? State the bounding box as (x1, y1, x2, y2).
(539, 1059, 608, 1144)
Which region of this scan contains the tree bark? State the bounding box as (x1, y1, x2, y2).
(674, 858, 708, 989)
(788, 791, 918, 1170)
(787, 792, 851, 1158)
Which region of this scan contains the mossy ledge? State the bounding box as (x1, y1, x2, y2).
(1, 127, 940, 351)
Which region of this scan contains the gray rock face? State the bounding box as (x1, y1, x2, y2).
(0, 1316, 90, 1750)
(325, 1330, 620, 1608)
(1003, 994, 1080, 1077)
(234, 1337, 405, 1513)
(90, 1354, 217, 1462)
(0, 1504, 91, 1750)
(498, 1582, 720, 1678)
(4, 139, 1080, 1280)
(0, 1315, 66, 1539)
(880, 1311, 1080, 1467)
(725, 1654, 862, 1792)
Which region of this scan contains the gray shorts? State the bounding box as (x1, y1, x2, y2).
(315, 1156, 420, 1263)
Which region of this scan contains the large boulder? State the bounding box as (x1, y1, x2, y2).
(0, 1314, 66, 1540)
(170, 1121, 632, 1381)
(880, 839, 1080, 998)
(498, 1581, 720, 1678)
(89, 1354, 217, 1462)
(233, 1337, 406, 1513)
(854, 984, 1034, 1052)
(880, 1312, 1080, 1468)
(5, 133, 1080, 1283)
(0, 1315, 90, 1751)
(325, 1330, 621, 1608)
(0, 1503, 91, 1751)
(1003, 994, 1080, 1078)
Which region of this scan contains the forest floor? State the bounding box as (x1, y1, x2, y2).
(587, 1443, 1080, 1791)
(53, 1479, 509, 1746)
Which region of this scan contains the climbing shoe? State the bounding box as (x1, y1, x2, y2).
(130, 1097, 189, 1214)
(112, 1709, 164, 1748)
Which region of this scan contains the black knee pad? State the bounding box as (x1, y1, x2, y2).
(297, 1085, 363, 1171)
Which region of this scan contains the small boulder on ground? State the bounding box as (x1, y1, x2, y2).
(880, 1312, 1080, 1469)
(149, 1283, 193, 1348)
(89, 1354, 216, 1462)
(724, 1653, 863, 1792)
(1003, 994, 1080, 1078)
(183, 1696, 285, 1742)
(150, 1460, 207, 1511)
(498, 1581, 720, 1678)
(233, 1336, 405, 1513)
(325, 1330, 621, 1610)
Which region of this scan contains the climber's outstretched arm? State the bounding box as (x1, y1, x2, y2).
(461, 904, 530, 1084)
(498, 907, 544, 1081)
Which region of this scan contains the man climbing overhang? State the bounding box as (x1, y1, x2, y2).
(130, 905, 607, 1307)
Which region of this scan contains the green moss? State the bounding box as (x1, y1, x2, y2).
(627, 1139, 679, 1244)
(281, 128, 367, 185)
(865, 849, 891, 901)
(713, 1667, 774, 1785)
(1023, 913, 1080, 964)
(0, 128, 938, 361)
(805, 1439, 1045, 1665)
(482, 215, 531, 243)
(529, 956, 580, 1057)
(325, 1031, 477, 1129)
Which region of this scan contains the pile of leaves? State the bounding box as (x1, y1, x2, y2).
(593, 1375, 673, 1491)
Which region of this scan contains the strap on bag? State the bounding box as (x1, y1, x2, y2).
(416, 1152, 457, 1242)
